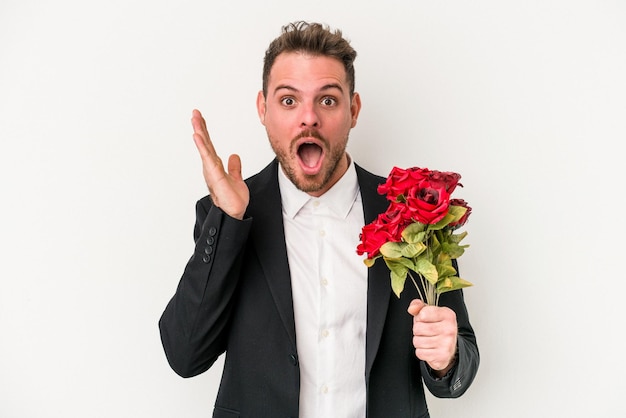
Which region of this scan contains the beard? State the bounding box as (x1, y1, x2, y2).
(269, 130, 349, 194)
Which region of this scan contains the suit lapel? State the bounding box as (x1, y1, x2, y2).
(356, 165, 392, 376)
(247, 160, 298, 350)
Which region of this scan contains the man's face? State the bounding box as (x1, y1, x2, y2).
(257, 52, 361, 197)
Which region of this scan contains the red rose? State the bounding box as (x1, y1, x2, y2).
(428, 170, 462, 194)
(377, 167, 431, 201)
(404, 180, 451, 225)
(357, 202, 410, 258)
(449, 198, 472, 228)
(357, 219, 395, 258)
(382, 201, 412, 237)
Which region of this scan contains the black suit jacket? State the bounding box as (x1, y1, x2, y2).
(160, 160, 479, 418)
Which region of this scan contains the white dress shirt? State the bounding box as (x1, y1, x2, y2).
(279, 160, 368, 418)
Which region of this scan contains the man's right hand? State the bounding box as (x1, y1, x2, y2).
(191, 109, 250, 220)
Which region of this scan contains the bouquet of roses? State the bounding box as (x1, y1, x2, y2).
(356, 166, 473, 306)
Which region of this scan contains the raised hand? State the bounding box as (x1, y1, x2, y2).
(407, 299, 458, 376)
(191, 109, 250, 220)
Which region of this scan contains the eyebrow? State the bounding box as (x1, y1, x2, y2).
(273, 83, 345, 95)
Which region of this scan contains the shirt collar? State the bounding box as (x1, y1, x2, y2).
(278, 156, 360, 220)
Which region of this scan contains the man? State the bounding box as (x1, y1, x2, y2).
(159, 21, 479, 418)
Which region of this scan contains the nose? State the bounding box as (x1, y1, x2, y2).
(300, 101, 320, 128)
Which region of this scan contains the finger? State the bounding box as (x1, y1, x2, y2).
(407, 298, 426, 317)
(192, 132, 210, 159)
(191, 109, 209, 139)
(416, 303, 456, 322)
(227, 154, 243, 181)
(193, 134, 225, 179)
(191, 109, 219, 158)
(412, 335, 439, 350)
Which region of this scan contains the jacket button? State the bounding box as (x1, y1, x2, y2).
(204, 246, 213, 255)
(202, 255, 211, 263)
(206, 236, 215, 245)
(289, 354, 298, 366)
(208, 226, 217, 236)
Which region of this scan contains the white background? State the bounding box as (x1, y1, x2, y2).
(1, 1, 625, 417)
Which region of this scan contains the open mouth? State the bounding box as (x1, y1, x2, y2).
(294, 131, 326, 176)
(298, 142, 323, 169)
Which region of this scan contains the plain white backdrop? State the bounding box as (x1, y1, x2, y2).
(1, 0, 625, 417)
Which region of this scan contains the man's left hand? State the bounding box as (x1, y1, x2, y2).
(407, 299, 458, 377)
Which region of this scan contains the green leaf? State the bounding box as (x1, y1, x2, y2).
(416, 250, 433, 266)
(402, 222, 427, 243)
(415, 258, 438, 285)
(448, 205, 467, 223)
(363, 257, 377, 267)
(436, 252, 451, 265)
(449, 231, 468, 244)
(380, 242, 405, 258)
(436, 263, 458, 279)
(436, 276, 473, 294)
(441, 242, 466, 259)
(429, 206, 468, 231)
(436, 277, 454, 294)
(429, 213, 455, 230)
(429, 233, 441, 253)
(389, 266, 408, 298)
(385, 257, 415, 272)
(401, 242, 426, 258)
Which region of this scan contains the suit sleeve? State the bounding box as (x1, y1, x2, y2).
(420, 287, 480, 398)
(159, 197, 252, 378)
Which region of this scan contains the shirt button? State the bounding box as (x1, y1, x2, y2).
(321, 278, 328, 286)
(321, 385, 329, 394)
(313, 200, 320, 207)
(289, 354, 298, 366)
(321, 329, 329, 338)
(319, 230, 326, 237)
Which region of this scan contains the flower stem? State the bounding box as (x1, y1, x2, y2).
(407, 270, 438, 306)
(407, 271, 426, 304)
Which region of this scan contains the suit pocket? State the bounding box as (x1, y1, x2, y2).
(213, 406, 240, 418)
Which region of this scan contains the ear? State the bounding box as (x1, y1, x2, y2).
(350, 92, 362, 128)
(256, 90, 266, 125)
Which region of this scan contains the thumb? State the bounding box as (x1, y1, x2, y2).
(407, 298, 426, 317)
(227, 154, 243, 181)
